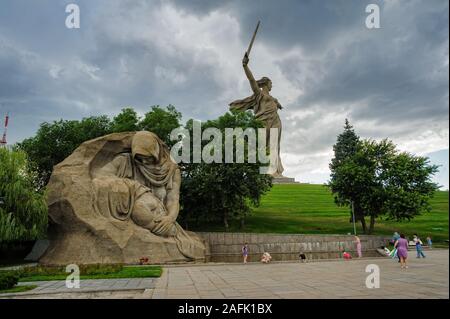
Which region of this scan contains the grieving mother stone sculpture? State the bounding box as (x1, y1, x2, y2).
(39, 131, 206, 265)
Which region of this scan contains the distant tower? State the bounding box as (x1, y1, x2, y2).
(0, 112, 9, 147)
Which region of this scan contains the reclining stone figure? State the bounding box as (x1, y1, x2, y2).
(40, 131, 206, 265)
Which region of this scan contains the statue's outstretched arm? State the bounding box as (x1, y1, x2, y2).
(243, 54, 260, 95)
(277, 101, 283, 110)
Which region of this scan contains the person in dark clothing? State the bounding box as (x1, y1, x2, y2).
(299, 252, 307, 262)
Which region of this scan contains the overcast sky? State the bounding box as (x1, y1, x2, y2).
(0, 0, 448, 189)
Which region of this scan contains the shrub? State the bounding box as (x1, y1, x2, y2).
(0, 148, 47, 242)
(0, 271, 20, 290)
(19, 264, 124, 277)
(79, 263, 123, 275)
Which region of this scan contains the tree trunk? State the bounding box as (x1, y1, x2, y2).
(240, 217, 245, 230)
(360, 216, 367, 234)
(354, 204, 367, 234)
(223, 213, 229, 232)
(368, 215, 376, 234)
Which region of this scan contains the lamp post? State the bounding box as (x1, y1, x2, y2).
(351, 201, 357, 235)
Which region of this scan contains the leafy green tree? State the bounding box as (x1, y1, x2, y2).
(328, 119, 367, 231)
(17, 106, 183, 188)
(372, 141, 439, 227)
(330, 119, 360, 169)
(0, 148, 47, 242)
(110, 108, 140, 132)
(179, 110, 272, 231)
(16, 105, 273, 233)
(139, 105, 182, 146)
(18, 116, 111, 188)
(331, 139, 391, 233)
(330, 138, 439, 234)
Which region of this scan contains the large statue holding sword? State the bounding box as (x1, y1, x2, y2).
(229, 21, 285, 177)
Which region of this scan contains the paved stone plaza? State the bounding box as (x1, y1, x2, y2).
(1, 250, 448, 299)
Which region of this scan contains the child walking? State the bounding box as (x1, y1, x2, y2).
(242, 243, 249, 264)
(426, 236, 433, 249)
(413, 234, 426, 258)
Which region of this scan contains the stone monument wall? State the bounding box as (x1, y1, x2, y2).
(198, 232, 390, 262)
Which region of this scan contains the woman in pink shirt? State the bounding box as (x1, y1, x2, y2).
(394, 234, 409, 269)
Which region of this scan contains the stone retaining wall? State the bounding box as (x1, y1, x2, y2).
(198, 232, 390, 262)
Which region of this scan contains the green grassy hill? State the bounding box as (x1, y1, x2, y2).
(194, 184, 449, 243)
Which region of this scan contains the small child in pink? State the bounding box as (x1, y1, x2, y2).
(343, 251, 352, 260)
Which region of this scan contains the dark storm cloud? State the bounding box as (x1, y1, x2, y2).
(169, 0, 372, 52)
(0, 0, 448, 187)
(0, 41, 36, 99)
(0, 0, 226, 140)
(168, 0, 448, 157)
(269, 1, 449, 165)
(284, 2, 449, 121)
(82, 29, 221, 115)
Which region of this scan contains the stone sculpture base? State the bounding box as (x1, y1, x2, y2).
(272, 176, 299, 184)
(39, 221, 206, 265)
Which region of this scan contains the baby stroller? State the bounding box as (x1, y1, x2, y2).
(389, 247, 398, 259)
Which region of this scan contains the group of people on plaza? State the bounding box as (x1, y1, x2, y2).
(340, 235, 363, 260)
(241, 235, 364, 264)
(242, 232, 432, 267)
(241, 243, 274, 264)
(241, 243, 306, 264)
(384, 232, 432, 269)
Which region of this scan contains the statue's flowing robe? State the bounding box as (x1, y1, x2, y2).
(93, 137, 205, 260)
(230, 92, 284, 175)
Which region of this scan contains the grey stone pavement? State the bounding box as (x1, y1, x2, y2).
(1, 249, 448, 299)
(0, 278, 156, 299)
